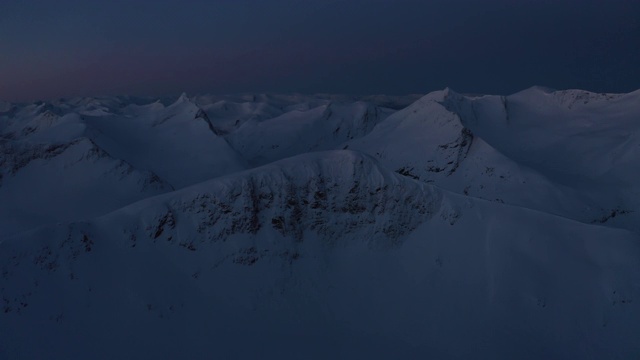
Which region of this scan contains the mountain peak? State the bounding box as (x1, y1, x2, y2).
(176, 92, 189, 103)
(2, 87, 640, 359)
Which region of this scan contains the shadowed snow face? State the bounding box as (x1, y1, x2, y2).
(2, 86, 640, 359)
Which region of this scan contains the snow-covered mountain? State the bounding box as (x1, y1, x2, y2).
(349, 87, 640, 231)
(1, 88, 639, 359)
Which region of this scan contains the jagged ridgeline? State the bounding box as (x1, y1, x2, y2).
(1, 89, 640, 359)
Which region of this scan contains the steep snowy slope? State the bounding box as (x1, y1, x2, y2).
(192, 93, 413, 137)
(0, 93, 410, 238)
(0, 94, 249, 236)
(87, 94, 248, 188)
(197, 99, 285, 134)
(348, 88, 640, 231)
(0, 106, 173, 236)
(2, 87, 640, 359)
(0, 136, 170, 237)
(444, 87, 640, 230)
(446, 88, 640, 190)
(1, 151, 639, 359)
(192, 94, 318, 135)
(227, 101, 393, 166)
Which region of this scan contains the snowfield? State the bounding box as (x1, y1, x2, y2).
(1, 88, 639, 359)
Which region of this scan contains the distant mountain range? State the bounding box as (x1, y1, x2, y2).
(1, 87, 639, 359)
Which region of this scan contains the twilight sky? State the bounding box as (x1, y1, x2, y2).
(1, 0, 639, 101)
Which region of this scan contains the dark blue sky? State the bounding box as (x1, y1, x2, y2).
(1, 0, 639, 101)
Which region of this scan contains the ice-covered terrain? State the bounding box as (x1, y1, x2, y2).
(1, 88, 639, 359)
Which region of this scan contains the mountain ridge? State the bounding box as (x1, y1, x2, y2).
(2, 87, 640, 359)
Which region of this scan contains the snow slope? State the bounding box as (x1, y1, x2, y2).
(0, 94, 249, 235)
(1, 88, 640, 359)
(86, 94, 248, 188)
(227, 101, 393, 166)
(349, 87, 640, 231)
(0, 136, 170, 236)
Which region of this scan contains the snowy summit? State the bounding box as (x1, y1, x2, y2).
(1, 88, 640, 359)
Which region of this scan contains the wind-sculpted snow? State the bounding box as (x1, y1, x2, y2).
(1, 89, 640, 359)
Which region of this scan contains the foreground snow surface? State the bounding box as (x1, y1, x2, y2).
(1, 89, 640, 359)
